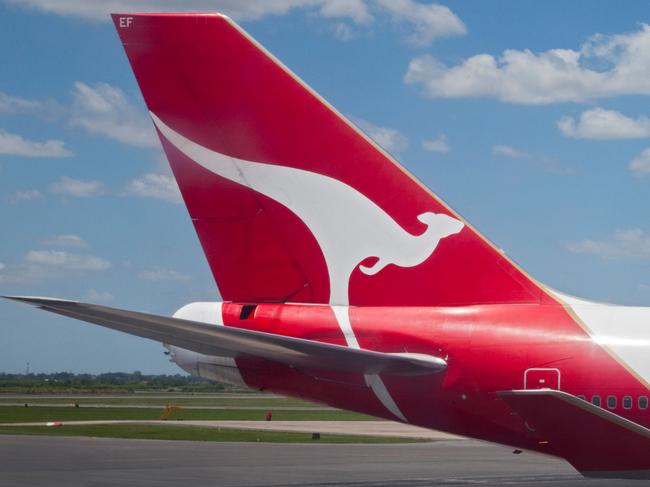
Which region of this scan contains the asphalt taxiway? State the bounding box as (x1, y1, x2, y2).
(0, 435, 645, 486)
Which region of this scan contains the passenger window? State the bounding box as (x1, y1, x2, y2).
(623, 396, 632, 409)
(592, 395, 601, 407)
(607, 396, 617, 409)
(577, 395, 586, 401)
(639, 396, 648, 410)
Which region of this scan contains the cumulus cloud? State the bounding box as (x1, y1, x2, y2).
(0, 92, 41, 114)
(320, 0, 371, 24)
(352, 117, 409, 155)
(0, 91, 61, 118)
(41, 234, 87, 248)
(0, 250, 111, 283)
(559, 108, 650, 139)
(25, 250, 110, 271)
(375, 0, 465, 46)
(629, 148, 650, 177)
(492, 144, 530, 159)
(7, 1, 464, 46)
(9, 189, 43, 202)
(421, 133, 449, 153)
(70, 81, 157, 148)
(0, 129, 72, 157)
(139, 268, 191, 281)
(125, 172, 182, 204)
(0, 83, 156, 150)
(50, 176, 105, 198)
(6, 0, 319, 22)
(565, 229, 650, 261)
(333, 22, 355, 41)
(405, 24, 650, 104)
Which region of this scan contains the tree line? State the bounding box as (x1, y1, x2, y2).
(0, 372, 241, 393)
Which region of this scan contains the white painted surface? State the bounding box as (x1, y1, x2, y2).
(551, 290, 650, 388)
(170, 301, 247, 387)
(173, 301, 224, 325)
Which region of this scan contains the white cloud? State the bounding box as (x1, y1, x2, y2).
(7, 1, 465, 46)
(629, 148, 650, 177)
(86, 289, 114, 302)
(6, 0, 366, 23)
(0, 91, 61, 118)
(492, 144, 530, 159)
(125, 172, 182, 204)
(50, 176, 105, 198)
(492, 144, 574, 175)
(375, 0, 465, 46)
(565, 229, 650, 261)
(559, 108, 650, 139)
(333, 22, 355, 41)
(352, 117, 409, 155)
(41, 234, 87, 248)
(9, 189, 43, 202)
(0, 250, 110, 284)
(0, 129, 72, 158)
(0, 92, 40, 114)
(2, 84, 155, 149)
(25, 250, 111, 271)
(320, 0, 371, 24)
(0, 263, 5, 272)
(405, 24, 650, 104)
(70, 81, 157, 148)
(139, 268, 191, 281)
(421, 133, 449, 153)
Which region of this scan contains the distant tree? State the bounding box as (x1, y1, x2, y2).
(0, 371, 238, 393)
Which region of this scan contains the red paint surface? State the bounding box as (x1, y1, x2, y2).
(223, 301, 650, 472)
(114, 13, 546, 306)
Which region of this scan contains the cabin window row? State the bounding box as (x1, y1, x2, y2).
(577, 394, 648, 410)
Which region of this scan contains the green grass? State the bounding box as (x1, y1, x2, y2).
(0, 406, 373, 423)
(0, 424, 425, 444)
(0, 396, 323, 408)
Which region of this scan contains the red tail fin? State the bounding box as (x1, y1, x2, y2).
(113, 13, 547, 307)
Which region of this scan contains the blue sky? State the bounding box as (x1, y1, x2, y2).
(1, 1, 650, 374)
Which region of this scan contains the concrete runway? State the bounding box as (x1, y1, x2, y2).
(0, 435, 645, 486)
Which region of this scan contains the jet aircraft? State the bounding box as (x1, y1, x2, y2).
(6, 13, 650, 479)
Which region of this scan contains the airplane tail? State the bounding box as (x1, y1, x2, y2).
(113, 13, 548, 307)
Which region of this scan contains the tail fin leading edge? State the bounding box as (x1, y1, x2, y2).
(113, 13, 545, 307)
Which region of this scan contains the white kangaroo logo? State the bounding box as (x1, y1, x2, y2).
(151, 113, 463, 307)
(151, 112, 464, 422)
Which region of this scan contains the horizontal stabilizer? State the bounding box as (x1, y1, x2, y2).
(4, 296, 446, 377)
(499, 389, 650, 479)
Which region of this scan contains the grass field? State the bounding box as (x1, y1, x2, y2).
(0, 395, 323, 408)
(0, 393, 388, 443)
(0, 423, 424, 443)
(0, 406, 373, 423)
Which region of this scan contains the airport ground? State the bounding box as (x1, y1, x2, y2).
(0, 392, 401, 443)
(0, 393, 644, 486)
(1, 435, 644, 486)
